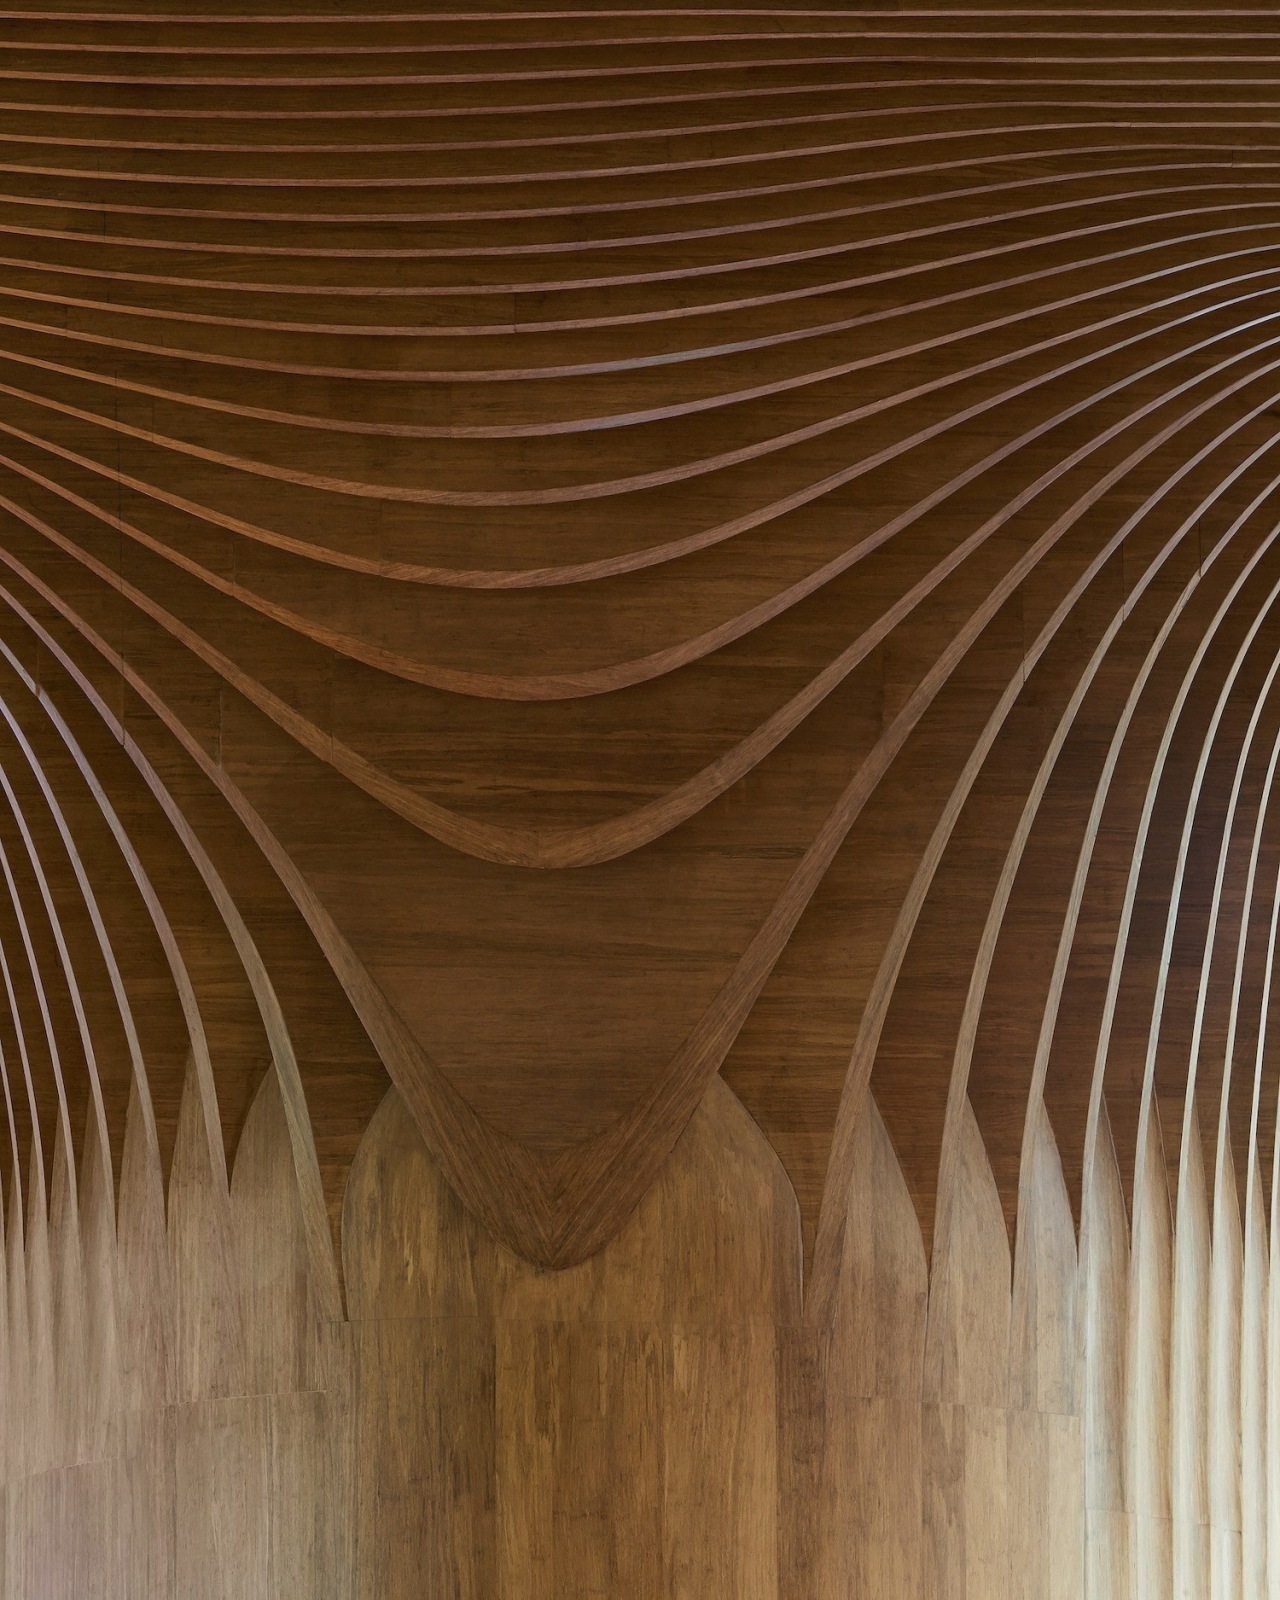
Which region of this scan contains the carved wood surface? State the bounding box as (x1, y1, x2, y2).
(4, 2, 1280, 1594)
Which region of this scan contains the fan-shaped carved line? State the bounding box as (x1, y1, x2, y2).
(0, 637, 339, 1314)
(807, 424, 1280, 1315)
(7, 246, 1267, 550)
(20, 12, 1280, 1273)
(0, 308, 1235, 700)
(15, 247, 1280, 441)
(12, 9, 1277, 26)
(9, 224, 1280, 367)
(1171, 711, 1280, 1572)
(0, 568, 559, 1261)
(28, 24, 1280, 53)
(8, 215, 1271, 374)
(9, 189, 1277, 316)
(0, 1026, 22, 1238)
(116, 814, 344, 1316)
(0, 651, 227, 1218)
(3, 279, 1275, 734)
(0, 744, 121, 1210)
(3, 217, 1269, 590)
(20, 256, 1280, 467)
(23, 43, 1271, 88)
(5, 209, 1273, 451)
(1242, 804, 1280, 1215)
(1098, 575, 1280, 1231)
(1182, 689, 1280, 1182)
(1063, 541, 1280, 1244)
(10, 29, 1280, 64)
(995, 477, 1280, 1230)
(0, 30, 1100, 56)
(7, 171, 1276, 281)
(8, 329, 1278, 871)
(1088, 611, 1280, 1253)
(10, 259, 1280, 512)
(1015, 661, 1280, 1293)
(0, 93, 1071, 153)
(0, 836, 76, 1214)
(1128, 609, 1280, 1205)
(8, 166, 1271, 270)
(15, 96, 1277, 161)
(0, 683, 167, 1189)
(1006, 546, 1280, 1255)
(0, 442, 1199, 1262)
(0, 118, 1236, 190)
(0, 937, 38, 1229)
(2, 660, 339, 1314)
(1027, 596, 1280, 1239)
(6, 72, 1240, 131)
(0, 50, 988, 88)
(14, 345, 1280, 904)
(1204, 705, 1280, 1210)
(2, 130, 1258, 216)
(557, 390, 1258, 1264)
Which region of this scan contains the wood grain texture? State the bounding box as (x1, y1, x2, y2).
(7, 1, 1280, 1593)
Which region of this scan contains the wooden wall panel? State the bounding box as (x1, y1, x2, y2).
(343, 1076, 797, 1599)
(6, 2, 1280, 1594)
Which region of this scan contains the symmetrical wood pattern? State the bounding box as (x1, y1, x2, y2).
(6, 1, 1280, 1594)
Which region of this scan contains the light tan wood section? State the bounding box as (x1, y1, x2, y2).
(8, 0, 1280, 1594)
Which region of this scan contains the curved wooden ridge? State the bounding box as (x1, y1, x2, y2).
(4, 1, 1280, 1593)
